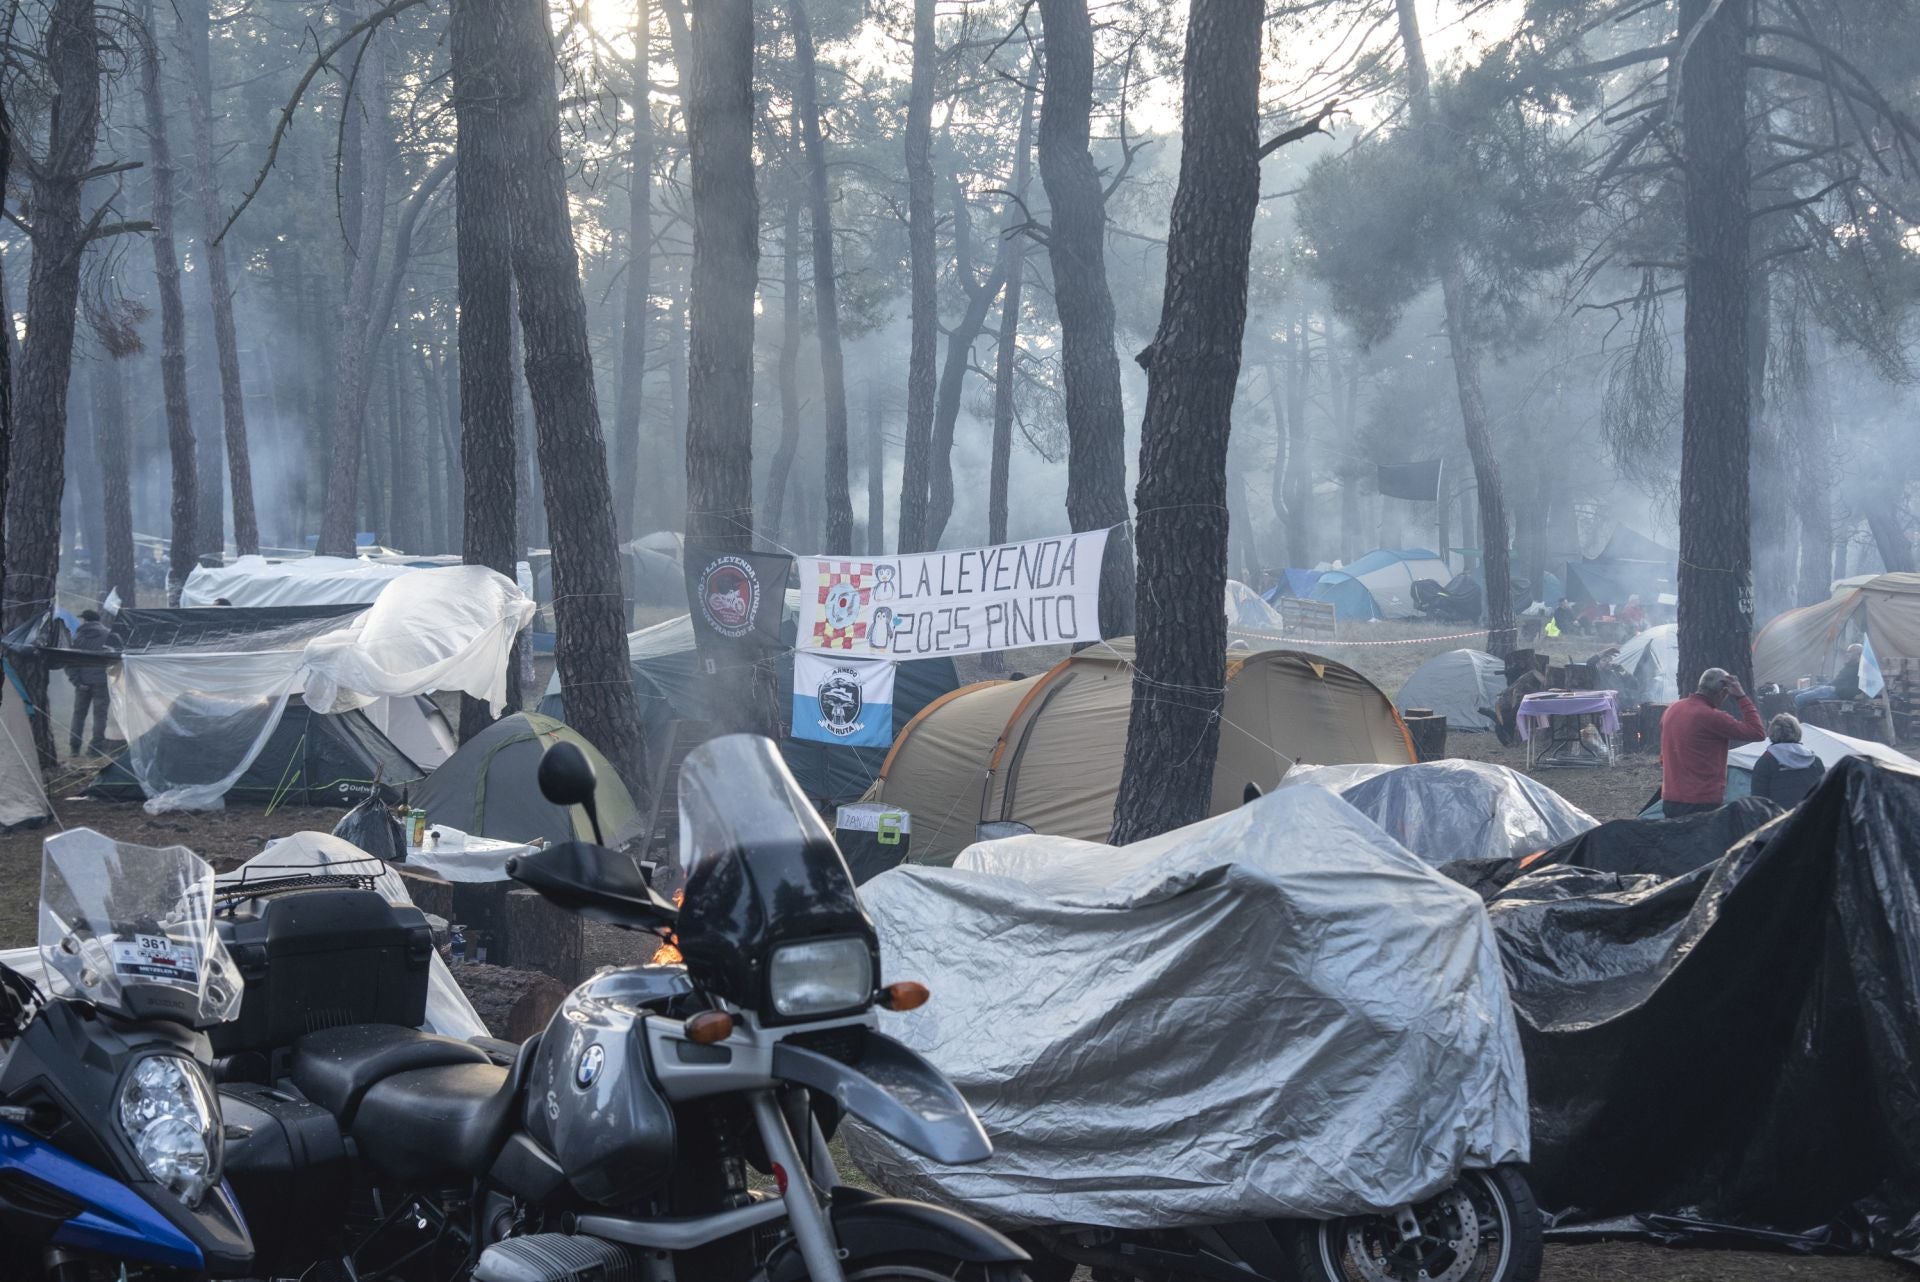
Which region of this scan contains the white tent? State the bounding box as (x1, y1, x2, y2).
(1616, 623, 1680, 702)
(1224, 579, 1285, 632)
(1728, 724, 1915, 776)
(0, 671, 53, 830)
(181, 555, 418, 607)
(1396, 648, 1507, 731)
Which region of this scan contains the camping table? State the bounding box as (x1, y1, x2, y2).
(404, 834, 539, 884)
(1517, 690, 1622, 769)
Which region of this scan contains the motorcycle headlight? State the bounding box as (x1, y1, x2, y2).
(767, 937, 873, 1019)
(118, 1054, 221, 1206)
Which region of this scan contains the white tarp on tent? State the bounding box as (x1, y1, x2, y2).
(181, 555, 418, 608)
(845, 785, 1529, 1227)
(1615, 623, 1679, 701)
(1396, 648, 1508, 731)
(0, 678, 52, 830)
(115, 566, 533, 812)
(1728, 724, 1915, 775)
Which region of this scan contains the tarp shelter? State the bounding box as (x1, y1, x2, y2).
(1284, 758, 1596, 866)
(410, 712, 641, 848)
(1224, 579, 1284, 631)
(1491, 758, 1920, 1262)
(0, 664, 52, 830)
(1753, 572, 1920, 688)
(845, 784, 1529, 1227)
(181, 555, 420, 607)
(1560, 526, 1676, 608)
(1614, 622, 1679, 701)
(1396, 648, 1508, 731)
(622, 530, 686, 607)
(1309, 548, 1452, 620)
(872, 639, 1415, 864)
(539, 597, 959, 808)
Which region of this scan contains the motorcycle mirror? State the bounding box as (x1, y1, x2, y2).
(538, 742, 604, 845)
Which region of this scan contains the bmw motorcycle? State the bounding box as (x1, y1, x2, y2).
(209, 733, 1030, 1282)
(0, 829, 255, 1280)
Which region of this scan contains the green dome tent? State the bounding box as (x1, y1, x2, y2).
(412, 712, 641, 847)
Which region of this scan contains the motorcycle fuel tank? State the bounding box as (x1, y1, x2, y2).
(523, 967, 688, 1205)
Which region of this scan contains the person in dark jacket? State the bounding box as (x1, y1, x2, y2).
(1750, 713, 1825, 809)
(1795, 642, 1862, 711)
(67, 609, 112, 757)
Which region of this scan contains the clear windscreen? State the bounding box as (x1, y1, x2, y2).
(675, 733, 834, 877)
(38, 829, 243, 1026)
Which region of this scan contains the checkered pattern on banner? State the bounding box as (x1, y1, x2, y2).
(811, 561, 875, 650)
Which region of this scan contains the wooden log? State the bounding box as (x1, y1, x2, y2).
(1401, 710, 1448, 763)
(454, 963, 570, 1041)
(393, 865, 454, 927)
(1639, 702, 1669, 757)
(504, 887, 584, 985)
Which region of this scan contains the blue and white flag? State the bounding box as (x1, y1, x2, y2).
(1860, 633, 1886, 699)
(793, 653, 896, 748)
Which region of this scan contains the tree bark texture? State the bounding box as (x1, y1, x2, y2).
(1109, 0, 1263, 845)
(180, 0, 258, 555)
(988, 73, 1037, 550)
(683, 0, 775, 737)
(493, 0, 650, 789)
(137, 0, 199, 599)
(1395, 0, 1514, 656)
(92, 353, 136, 603)
(613, 0, 653, 543)
(895, 0, 938, 554)
(318, 9, 392, 557)
(1037, 0, 1135, 636)
(764, 188, 803, 541)
(790, 0, 852, 555)
(452, 0, 523, 739)
(1674, 0, 1754, 689)
(5, 0, 100, 762)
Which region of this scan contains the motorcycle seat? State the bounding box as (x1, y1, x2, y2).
(350, 1061, 515, 1184)
(290, 1024, 492, 1128)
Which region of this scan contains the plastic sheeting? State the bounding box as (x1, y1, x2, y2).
(1491, 758, 1920, 1261)
(845, 785, 1529, 1228)
(1396, 648, 1508, 731)
(112, 567, 530, 812)
(181, 555, 418, 607)
(1284, 759, 1596, 867)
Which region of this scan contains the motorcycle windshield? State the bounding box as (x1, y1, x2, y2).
(38, 829, 243, 1026)
(676, 733, 836, 872)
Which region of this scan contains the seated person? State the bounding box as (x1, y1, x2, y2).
(1620, 594, 1648, 631)
(1794, 643, 1863, 711)
(1751, 713, 1825, 808)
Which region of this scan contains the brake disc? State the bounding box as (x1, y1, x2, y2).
(1340, 1185, 1482, 1282)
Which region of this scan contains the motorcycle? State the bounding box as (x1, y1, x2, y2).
(0, 830, 256, 1280)
(208, 732, 1030, 1282)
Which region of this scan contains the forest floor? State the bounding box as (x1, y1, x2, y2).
(0, 620, 1909, 1278)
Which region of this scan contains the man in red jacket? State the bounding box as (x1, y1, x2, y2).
(1660, 666, 1765, 816)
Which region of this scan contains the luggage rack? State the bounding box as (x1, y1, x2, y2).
(214, 868, 380, 913)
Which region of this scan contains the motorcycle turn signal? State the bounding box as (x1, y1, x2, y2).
(686, 1010, 734, 1044)
(880, 981, 930, 1011)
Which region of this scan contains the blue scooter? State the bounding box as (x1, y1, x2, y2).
(0, 829, 253, 1279)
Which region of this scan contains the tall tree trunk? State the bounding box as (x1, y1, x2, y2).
(1747, 270, 1793, 626)
(137, 0, 198, 599)
(317, 5, 391, 558)
(1864, 489, 1915, 574)
(866, 385, 885, 555)
(383, 338, 405, 547)
(1792, 352, 1833, 605)
(988, 72, 1036, 552)
(93, 351, 136, 602)
(790, 0, 852, 554)
(0, 98, 10, 620)
(924, 178, 1009, 548)
(1036, 0, 1134, 635)
(192, 273, 224, 555)
(895, 0, 938, 554)
(1110, 0, 1263, 844)
(663, 274, 689, 528)
(684, 0, 773, 736)
(4, 0, 100, 763)
(180, 0, 258, 555)
(763, 187, 803, 540)
(1396, 0, 1513, 655)
(74, 363, 105, 592)
(613, 0, 654, 542)
(497, 0, 648, 788)
(1265, 362, 1290, 566)
(451, 0, 523, 737)
(1284, 311, 1313, 568)
(1674, 0, 1754, 688)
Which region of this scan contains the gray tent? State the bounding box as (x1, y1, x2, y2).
(411, 712, 641, 848)
(0, 666, 53, 831)
(1397, 648, 1507, 732)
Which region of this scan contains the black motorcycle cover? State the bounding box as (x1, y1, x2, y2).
(1492, 757, 1920, 1260)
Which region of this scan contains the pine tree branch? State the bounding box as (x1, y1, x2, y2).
(1258, 99, 1339, 159)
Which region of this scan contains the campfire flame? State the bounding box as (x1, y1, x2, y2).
(650, 888, 686, 965)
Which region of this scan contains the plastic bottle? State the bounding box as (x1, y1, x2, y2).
(450, 924, 467, 966)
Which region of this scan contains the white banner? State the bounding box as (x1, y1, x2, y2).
(796, 530, 1109, 659)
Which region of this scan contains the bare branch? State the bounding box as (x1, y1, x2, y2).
(1258, 99, 1340, 159)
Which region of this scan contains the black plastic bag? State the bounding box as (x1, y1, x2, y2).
(331, 796, 408, 864)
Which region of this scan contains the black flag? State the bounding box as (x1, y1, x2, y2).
(684, 544, 792, 661)
(1377, 459, 1442, 502)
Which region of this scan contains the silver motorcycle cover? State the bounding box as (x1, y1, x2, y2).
(844, 784, 1530, 1229)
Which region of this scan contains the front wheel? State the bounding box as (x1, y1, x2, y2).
(1278, 1165, 1543, 1282)
(768, 1253, 1029, 1282)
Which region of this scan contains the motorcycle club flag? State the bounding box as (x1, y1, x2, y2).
(792, 653, 895, 748)
(684, 544, 791, 664)
(795, 529, 1109, 660)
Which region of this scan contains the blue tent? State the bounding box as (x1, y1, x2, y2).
(1262, 568, 1324, 602)
(1311, 549, 1451, 620)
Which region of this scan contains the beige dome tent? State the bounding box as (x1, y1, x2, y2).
(870, 639, 1415, 864)
(1754, 573, 1920, 687)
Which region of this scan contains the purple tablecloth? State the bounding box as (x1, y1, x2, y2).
(1517, 690, 1622, 741)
